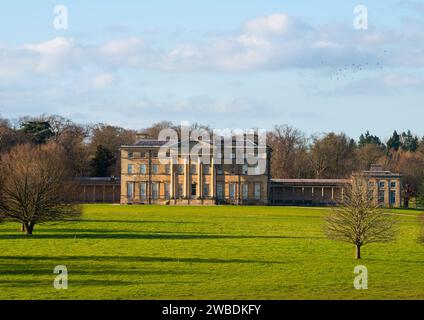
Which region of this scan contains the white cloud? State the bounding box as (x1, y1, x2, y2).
(243, 13, 291, 35)
(23, 37, 84, 73)
(0, 13, 424, 82)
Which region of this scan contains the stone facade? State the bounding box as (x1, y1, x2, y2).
(75, 158, 402, 207)
(270, 165, 402, 207)
(120, 138, 271, 205)
(352, 164, 402, 208)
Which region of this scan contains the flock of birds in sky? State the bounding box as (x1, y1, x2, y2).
(325, 50, 388, 81)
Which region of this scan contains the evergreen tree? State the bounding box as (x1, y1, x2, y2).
(358, 131, 384, 148)
(20, 121, 54, 144)
(387, 130, 402, 151)
(401, 130, 419, 152)
(90, 145, 116, 177)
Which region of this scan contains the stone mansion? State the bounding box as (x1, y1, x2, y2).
(114, 136, 402, 207)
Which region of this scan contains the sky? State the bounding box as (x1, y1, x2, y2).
(1, 0, 424, 140)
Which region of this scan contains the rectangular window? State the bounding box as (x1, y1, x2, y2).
(217, 165, 223, 174)
(254, 183, 261, 200)
(140, 182, 147, 200)
(165, 164, 171, 174)
(152, 164, 159, 174)
(152, 152, 158, 158)
(203, 184, 210, 197)
(164, 182, 170, 200)
(390, 181, 396, 188)
(229, 183, 236, 199)
(140, 152, 146, 158)
(368, 181, 374, 187)
(242, 183, 248, 200)
(230, 165, 237, 175)
(378, 190, 385, 204)
(203, 165, 210, 175)
(139, 164, 147, 174)
(128, 152, 133, 159)
(128, 164, 133, 174)
(178, 184, 184, 198)
(152, 182, 159, 200)
(390, 190, 396, 205)
(242, 164, 248, 175)
(191, 183, 197, 198)
(190, 164, 197, 175)
(379, 181, 386, 188)
(217, 183, 224, 200)
(127, 182, 134, 199)
(178, 165, 184, 175)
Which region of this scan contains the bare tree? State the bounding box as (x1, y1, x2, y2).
(0, 143, 81, 235)
(267, 125, 312, 179)
(325, 179, 397, 259)
(310, 132, 357, 179)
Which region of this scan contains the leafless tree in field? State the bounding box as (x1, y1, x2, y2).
(325, 178, 397, 259)
(0, 143, 81, 235)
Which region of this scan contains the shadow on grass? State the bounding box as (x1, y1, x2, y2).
(0, 228, 210, 239)
(0, 279, 149, 287)
(0, 264, 205, 276)
(0, 255, 286, 264)
(363, 258, 424, 264)
(0, 232, 324, 241)
(70, 219, 204, 224)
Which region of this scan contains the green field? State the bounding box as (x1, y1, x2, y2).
(0, 205, 423, 300)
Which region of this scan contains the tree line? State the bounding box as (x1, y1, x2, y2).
(2, 115, 424, 205)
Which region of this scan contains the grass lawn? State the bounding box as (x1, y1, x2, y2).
(0, 205, 423, 300)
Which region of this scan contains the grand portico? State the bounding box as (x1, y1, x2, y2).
(120, 137, 271, 205)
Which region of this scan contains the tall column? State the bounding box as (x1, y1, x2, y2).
(373, 179, 379, 205)
(238, 173, 241, 204)
(184, 157, 189, 199)
(211, 157, 216, 199)
(331, 187, 334, 201)
(197, 158, 202, 199)
(170, 158, 174, 199)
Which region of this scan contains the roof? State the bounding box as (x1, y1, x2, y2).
(122, 138, 270, 149)
(353, 171, 402, 178)
(122, 139, 168, 148)
(271, 179, 351, 186)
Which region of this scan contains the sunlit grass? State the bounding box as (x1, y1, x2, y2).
(0, 205, 423, 299)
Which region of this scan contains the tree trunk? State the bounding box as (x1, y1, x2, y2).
(21, 224, 25, 232)
(23, 222, 35, 235)
(355, 245, 361, 259)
